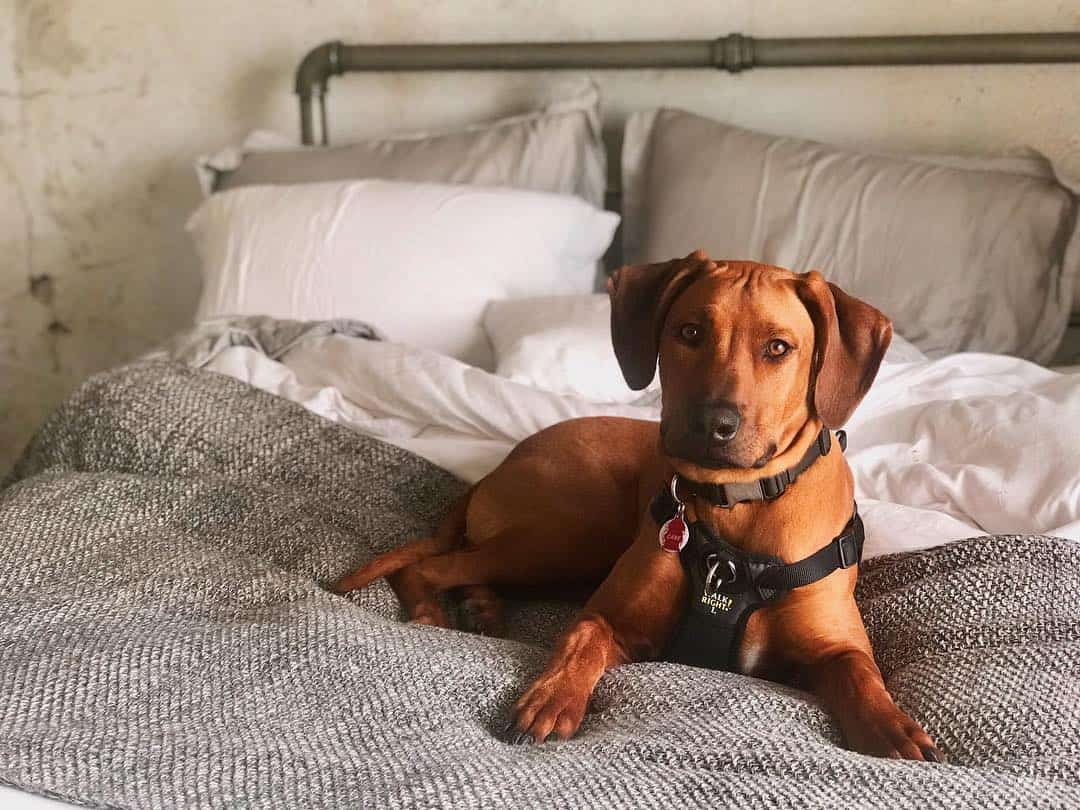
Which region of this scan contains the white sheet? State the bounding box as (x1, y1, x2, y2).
(201, 335, 1080, 559)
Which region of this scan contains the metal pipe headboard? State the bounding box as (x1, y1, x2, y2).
(295, 32, 1080, 146)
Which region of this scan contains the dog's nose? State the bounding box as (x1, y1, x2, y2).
(693, 403, 742, 444)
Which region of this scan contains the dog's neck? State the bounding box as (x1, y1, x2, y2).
(661, 419, 835, 561)
(671, 417, 826, 488)
(666, 417, 838, 525)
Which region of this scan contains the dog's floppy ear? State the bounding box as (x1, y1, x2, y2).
(608, 250, 713, 390)
(796, 271, 892, 428)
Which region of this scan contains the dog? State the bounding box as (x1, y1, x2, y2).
(333, 250, 942, 762)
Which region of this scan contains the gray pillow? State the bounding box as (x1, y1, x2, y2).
(200, 82, 606, 208)
(622, 108, 1080, 362)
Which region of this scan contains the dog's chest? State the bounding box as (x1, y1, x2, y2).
(664, 518, 788, 673)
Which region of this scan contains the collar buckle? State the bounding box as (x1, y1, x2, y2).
(700, 480, 734, 508)
(759, 470, 789, 500)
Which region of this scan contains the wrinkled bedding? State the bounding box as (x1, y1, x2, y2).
(1, 360, 1078, 809)
(184, 317, 1080, 559)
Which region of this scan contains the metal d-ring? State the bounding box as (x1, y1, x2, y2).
(704, 554, 738, 595)
(669, 474, 683, 507)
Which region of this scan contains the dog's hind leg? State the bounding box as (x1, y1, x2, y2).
(332, 491, 472, 595)
(387, 563, 450, 628)
(414, 528, 612, 594)
(458, 584, 504, 637)
(399, 528, 619, 636)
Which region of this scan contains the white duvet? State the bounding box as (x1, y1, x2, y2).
(204, 334, 1080, 559)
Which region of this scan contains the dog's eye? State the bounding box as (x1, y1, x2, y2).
(765, 339, 791, 358)
(679, 323, 702, 343)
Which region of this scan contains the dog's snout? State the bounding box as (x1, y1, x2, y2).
(709, 406, 741, 443)
(691, 403, 742, 444)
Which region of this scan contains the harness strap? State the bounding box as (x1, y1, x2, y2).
(650, 426, 862, 595)
(754, 508, 864, 591)
(678, 429, 845, 508)
(652, 488, 864, 594)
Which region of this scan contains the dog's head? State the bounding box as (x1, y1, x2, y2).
(608, 250, 891, 477)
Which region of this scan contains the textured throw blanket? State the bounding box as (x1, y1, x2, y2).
(1, 361, 1079, 809)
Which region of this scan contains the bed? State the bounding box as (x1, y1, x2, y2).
(2, 30, 1080, 809)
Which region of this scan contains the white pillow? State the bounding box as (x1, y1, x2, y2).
(187, 180, 619, 368)
(485, 293, 928, 403)
(484, 294, 658, 403)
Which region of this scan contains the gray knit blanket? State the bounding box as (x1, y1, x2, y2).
(1, 361, 1078, 809)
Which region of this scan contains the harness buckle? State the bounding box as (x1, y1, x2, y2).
(836, 532, 859, 569)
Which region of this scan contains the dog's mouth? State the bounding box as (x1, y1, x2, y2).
(663, 435, 777, 471)
(698, 443, 775, 470)
(750, 444, 777, 468)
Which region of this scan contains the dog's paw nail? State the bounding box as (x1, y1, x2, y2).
(512, 731, 534, 746)
(923, 746, 946, 764)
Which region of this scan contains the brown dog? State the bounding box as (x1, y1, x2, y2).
(333, 251, 942, 762)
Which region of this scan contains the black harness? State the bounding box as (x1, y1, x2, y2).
(653, 429, 865, 671)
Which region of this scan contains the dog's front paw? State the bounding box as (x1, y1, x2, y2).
(844, 706, 944, 762)
(503, 672, 591, 745)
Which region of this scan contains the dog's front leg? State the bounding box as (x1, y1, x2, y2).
(778, 590, 944, 762)
(507, 534, 686, 744)
(805, 645, 942, 762)
(507, 612, 624, 744)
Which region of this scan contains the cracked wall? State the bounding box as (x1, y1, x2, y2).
(3, 0, 1080, 471)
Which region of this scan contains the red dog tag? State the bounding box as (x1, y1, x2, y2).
(660, 476, 690, 553)
(659, 511, 689, 553)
